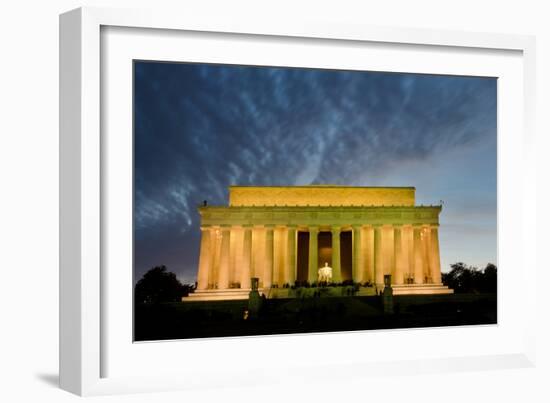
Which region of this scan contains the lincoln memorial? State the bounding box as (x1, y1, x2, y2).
(184, 185, 453, 301)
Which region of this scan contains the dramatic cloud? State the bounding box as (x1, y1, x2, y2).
(134, 62, 497, 283)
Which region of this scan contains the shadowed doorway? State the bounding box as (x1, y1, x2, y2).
(318, 232, 332, 267)
(296, 231, 309, 282)
(340, 231, 352, 281)
(296, 230, 352, 283)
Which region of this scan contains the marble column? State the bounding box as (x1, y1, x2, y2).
(429, 225, 442, 284)
(263, 225, 274, 288)
(331, 226, 342, 283)
(352, 225, 363, 283)
(364, 226, 374, 283)
(229, 226, 241, 287)
(421, 225, 431, 283)
(308, 226, 319, 283)
(240, 225, 252, 289)
(272, 227, 282, 286)
(374, 225, 384, 286)
(383, 225, 395, 283)
(218, 226, 231, 289)
(393, 225, 405, 285)
(250, 226, 260, 279)
(196, 226, 212, 290)
(404, 225, 414, 283)
(286, 225, 297, 286)
(413, 225, 424, 284)
(211, 228, 222, 289)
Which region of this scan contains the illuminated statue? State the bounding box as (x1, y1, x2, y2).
(318, 262, 333, 283)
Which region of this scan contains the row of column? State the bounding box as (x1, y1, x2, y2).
(196, 224, 441, 290)
(347, 224, 442, 286)
(197, 225, 298, 290)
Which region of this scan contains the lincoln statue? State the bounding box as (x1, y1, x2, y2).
(184, 185, 452, 301)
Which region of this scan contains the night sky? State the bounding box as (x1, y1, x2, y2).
(134, 61, 497, 284)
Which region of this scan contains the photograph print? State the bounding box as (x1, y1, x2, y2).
(133, 60, 497, 341)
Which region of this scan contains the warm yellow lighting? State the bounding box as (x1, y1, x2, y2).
(186, 185, 451, 300)
(229, 185, 415, 207)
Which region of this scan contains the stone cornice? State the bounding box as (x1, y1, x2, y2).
(199, 205, 442, 211)
(198, 205, 441, 227)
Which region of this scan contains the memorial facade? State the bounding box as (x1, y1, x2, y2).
(185, 185, 452, 301)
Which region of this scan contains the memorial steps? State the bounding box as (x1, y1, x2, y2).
(391, 283, 454, 295)
(183, 282, 453, 301)
(183, 288, 252, 301)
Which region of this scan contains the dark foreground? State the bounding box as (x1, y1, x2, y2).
(134, 293, 497, 341)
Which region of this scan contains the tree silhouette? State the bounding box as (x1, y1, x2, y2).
(135, 265, 191, 304)
(479, 263, 497, 293)
(442, 262, 497, 293)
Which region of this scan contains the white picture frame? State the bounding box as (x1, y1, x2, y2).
(59, 6, 537, 396)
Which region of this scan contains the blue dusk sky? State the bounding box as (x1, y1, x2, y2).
(134, 61, 497, 284)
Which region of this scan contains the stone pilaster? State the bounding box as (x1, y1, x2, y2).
(331, 226, 342, 283)
(308, 226, 319, 283)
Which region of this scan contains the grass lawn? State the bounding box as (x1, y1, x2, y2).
(134, 293, 496, 341)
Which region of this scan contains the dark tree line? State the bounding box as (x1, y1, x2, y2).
(134, 265, 195, 304)
(442, 262, 497, 293)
